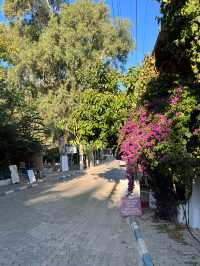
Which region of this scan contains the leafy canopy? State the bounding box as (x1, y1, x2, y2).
(7, 0, 133, 93)
(1, 0, 134, 151)
(67, 89, 131, 149)
(0, 69, 44, 165)
(157, 0, 200, 80)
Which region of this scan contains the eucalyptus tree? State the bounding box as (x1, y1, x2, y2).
(6, 0, 133, 92)
(1, 0, 134, 148)
(4, 0, 133, 138)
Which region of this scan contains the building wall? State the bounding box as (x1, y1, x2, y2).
(178, 182, 200, 229)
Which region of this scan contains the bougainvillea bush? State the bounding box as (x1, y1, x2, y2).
(120, 83, 200, 220)
(119, 106, 172, 193)
(121, 0, 200, 221)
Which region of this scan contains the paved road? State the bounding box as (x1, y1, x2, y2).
(0, 160, 139, 266)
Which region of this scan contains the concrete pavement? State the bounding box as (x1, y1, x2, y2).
(0, 161, 139, 266)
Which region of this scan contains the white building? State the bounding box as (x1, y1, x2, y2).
(178, 182, 200, 229)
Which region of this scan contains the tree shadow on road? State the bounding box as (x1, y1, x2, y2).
(0, 162, 137, 266)
(97, 168, 125, 182)
(96, 167, 126, 203)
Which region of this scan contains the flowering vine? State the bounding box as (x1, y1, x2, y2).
(120, 107, 172, 193)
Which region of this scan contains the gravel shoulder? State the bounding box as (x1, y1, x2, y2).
(137, 209, 200, 266)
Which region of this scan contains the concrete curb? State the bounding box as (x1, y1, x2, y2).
(127, 216, 154, 266)
(0, 170, 84, 197)
(0, 168, 91, 198)
(0, 170, 83, 197)
(0, 180, 44, 197)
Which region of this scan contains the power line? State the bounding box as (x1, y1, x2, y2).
(142, 0, 148, 56)
(128, 0, 135, 65)
(144, 0, 148, 57)
(118, 0, 122, 18)
(135, 0, 138, 62)
(111, 0, 115, 17)
(116, 0, 120, 17)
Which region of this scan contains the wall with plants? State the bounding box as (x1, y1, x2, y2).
(120, 0, 200, 220)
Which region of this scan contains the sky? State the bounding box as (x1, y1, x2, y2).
(104, 0, 161, 69)
(0, 0, 160, 69)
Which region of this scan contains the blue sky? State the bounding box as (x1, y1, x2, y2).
(104, 0, 160, 69)
(0, 0, 160, 69)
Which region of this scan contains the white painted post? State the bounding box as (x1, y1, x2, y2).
(27, 169, 36, 184)
(59, 136, 65, 172)
(177, 182, 200, 229)
(61, 155, 69, 172)
(189, 182, 200, 229)
(9, 165, 20, 184)
(149, 190, 156, 209)
(79, 144, 84, 171)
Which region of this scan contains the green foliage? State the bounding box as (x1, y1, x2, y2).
(123, 56, 159, 107)
(37, 87, 76, 144)
(123, 66, 140, 95)
(0, 24, 9, 62)
(123, 60, 200, 217)
(131, 56, 159, 105)
(67, 89, 131, 149)
(3, 0, 49, 19)
(3, 0, 67, 40)
(7, 0, 133, 93)
(158, 0, 200, 80)
(0, 68, 44, 165)
(2, 0, 134, 142)
(121, 0, 200, 219)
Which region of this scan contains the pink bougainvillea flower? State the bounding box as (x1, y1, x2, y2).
(119, 106, 172, 194)
(169, 96, 180, 105)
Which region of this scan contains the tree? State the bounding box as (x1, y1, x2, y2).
(67, 89, 131, 150)
(123, 66, 140, 95)
(157, 0, 200, 80)
(3, 0, 68, 40)
(0, 69, 44, 167)
(123, 56, 159, 106)
(7, 0, 133, 92)
(0, 0, 134, 157)
(3, 0, 133, 139)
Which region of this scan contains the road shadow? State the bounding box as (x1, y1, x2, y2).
(96, 167, 126, 203)
(97, 167, 126, 182)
